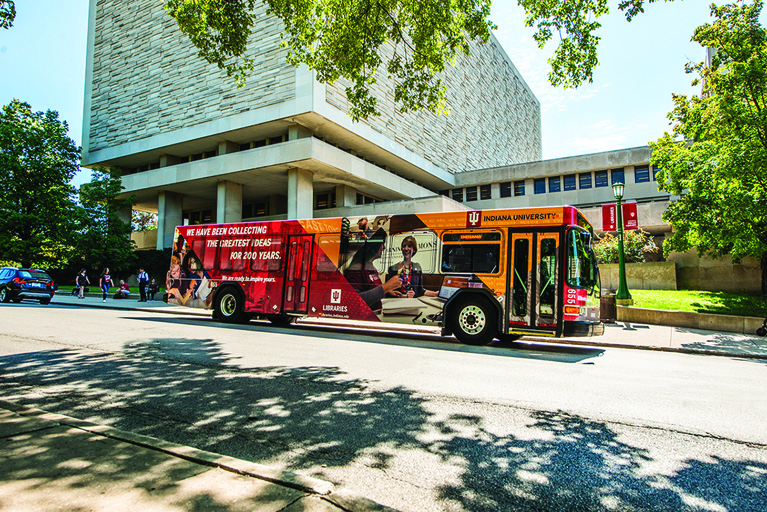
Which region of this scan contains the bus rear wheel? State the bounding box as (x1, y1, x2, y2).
(214, 288, 247, 324)
(450, 297, 497, 346)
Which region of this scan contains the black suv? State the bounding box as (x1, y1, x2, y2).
(0, 267, 57, 305)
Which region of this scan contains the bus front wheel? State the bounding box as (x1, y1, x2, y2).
(214, 288, 247, 324)
(450, 297, 497, 346)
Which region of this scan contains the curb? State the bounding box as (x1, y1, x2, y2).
(0, 399, 397, 512)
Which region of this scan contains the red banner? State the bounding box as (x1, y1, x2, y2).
(602, 204, 616, 231)
(622, 202, 638, 230)
(602, 202, 638, 230)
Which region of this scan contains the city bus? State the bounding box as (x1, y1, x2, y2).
(165, 206, 604, 345)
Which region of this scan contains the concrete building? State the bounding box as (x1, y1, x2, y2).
(81, 0, 542, 250)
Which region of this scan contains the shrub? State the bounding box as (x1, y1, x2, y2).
(593, 229, 659, 264)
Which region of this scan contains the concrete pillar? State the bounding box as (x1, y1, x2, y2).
(490, 182, 500, 199)
(287, 168, 313, 219)
(288, 124, 313, 140)
(336, 184, 358, 207)
(159, 154, 183, 167)
(157, 191, 183, 250)
(216, 180, 243, 224)
(218, 140, 239, 155)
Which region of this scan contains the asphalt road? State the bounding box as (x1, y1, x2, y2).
(1, 302, 766, 511)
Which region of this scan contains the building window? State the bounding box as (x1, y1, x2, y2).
(356, 193, 377, 205)
(635, 165, 651, 183)
(439, 189, 450, 197)
(564, 174, 576, 191)
(534, 178, 546, 194)
(500, 181, 512, 198)
(316, 193, 336, 210)
(452, 188, 464, 202)
(611, 168, 625, 185)
(480, 184, 492, 200)
(579, 173, 592, 189)
(185, 209, 212, 225)
(549, 177, 561, 192)
(514, 180, 525, 196)
(595, 170, 608, 188)
(243, 201, 268, 217)
(465, 186, 478, 202)
(652, 166, 661, 180)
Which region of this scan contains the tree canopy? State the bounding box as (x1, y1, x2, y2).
(165, 0, 669, 119)
(0, 0, 14, 29)
(650, 0, 767, 294)
(75, 168, 137, 275)
(0, 99, 81, 268)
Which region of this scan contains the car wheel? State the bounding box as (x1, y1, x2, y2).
(214, 288, 247, 324)
(450, 296, 498, 346)
(0, 288, 8, 303)
(40, 298, 51, 305)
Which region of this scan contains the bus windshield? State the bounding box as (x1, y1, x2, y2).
(566, 228, 597, 289)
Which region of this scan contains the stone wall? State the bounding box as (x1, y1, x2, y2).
(600, 262, 678, 291)
(668, 250, 762, 293)
(88, 0, 295, 152)
(325, 36, 542, 173)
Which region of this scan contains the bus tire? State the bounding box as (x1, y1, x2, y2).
(214, 288, 247, 324)
(450, 296, 497, 346)
(267, 315, 296, 326)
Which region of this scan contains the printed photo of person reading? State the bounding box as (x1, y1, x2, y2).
(343, 228, 402, 311)
(167, 233, 216, 308)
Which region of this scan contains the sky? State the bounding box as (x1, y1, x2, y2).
(1, 1, 760, 187)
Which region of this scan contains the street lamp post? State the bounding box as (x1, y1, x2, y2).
(612, 181, 632, 303)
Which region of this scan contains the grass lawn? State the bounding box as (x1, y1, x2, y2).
(629, 289, 767, 318)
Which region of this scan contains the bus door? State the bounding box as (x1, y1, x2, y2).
(282, 235, 314, 314)
(508, 231, 561, 333)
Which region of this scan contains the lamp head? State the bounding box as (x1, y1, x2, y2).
(612, 181, 624, 201)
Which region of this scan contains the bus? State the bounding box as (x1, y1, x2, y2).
(165, 206, 604, 345)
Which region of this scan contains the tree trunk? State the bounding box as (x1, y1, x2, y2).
(762, 252, 767, 296)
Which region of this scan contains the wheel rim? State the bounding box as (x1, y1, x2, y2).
(0, 289, 6, 302)
(220, 293, 238, 317)
(458, 304, 486, 335)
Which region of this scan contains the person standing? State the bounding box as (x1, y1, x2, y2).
(76, 269, 90, 299)
(137, 267, 149, 302)
(99, 267, 113, 302)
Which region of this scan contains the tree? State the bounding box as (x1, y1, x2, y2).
(74, 168, 137, 276)
(164, 0, 668, 119)
(0, 99, 81, 268)
(650, 0, 767, 295)
(0, 0, 14, 29)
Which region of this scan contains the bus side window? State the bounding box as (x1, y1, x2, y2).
(203, 239, 217, 271)
(250, 236, 284, 272)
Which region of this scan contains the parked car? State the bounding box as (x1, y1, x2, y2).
(0, 267, 57, 305)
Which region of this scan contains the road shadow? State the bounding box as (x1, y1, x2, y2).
(0, 340, 764, 511)
(125, 314, 605, 364)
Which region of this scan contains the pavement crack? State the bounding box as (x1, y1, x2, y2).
(0, 424, 59, 440)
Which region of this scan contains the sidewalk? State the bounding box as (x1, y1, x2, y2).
(52, 292, 767, 359)
(0, 399, 396, 512)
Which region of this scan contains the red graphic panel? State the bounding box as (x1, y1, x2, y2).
(622, 202, 638, 230)
(602, 204, 616, 231)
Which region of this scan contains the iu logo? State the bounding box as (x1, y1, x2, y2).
(330, 289, 342, 304)
(467, 210, 482, 228)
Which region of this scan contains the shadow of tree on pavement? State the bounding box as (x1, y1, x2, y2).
(0, 339, 765, 511)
